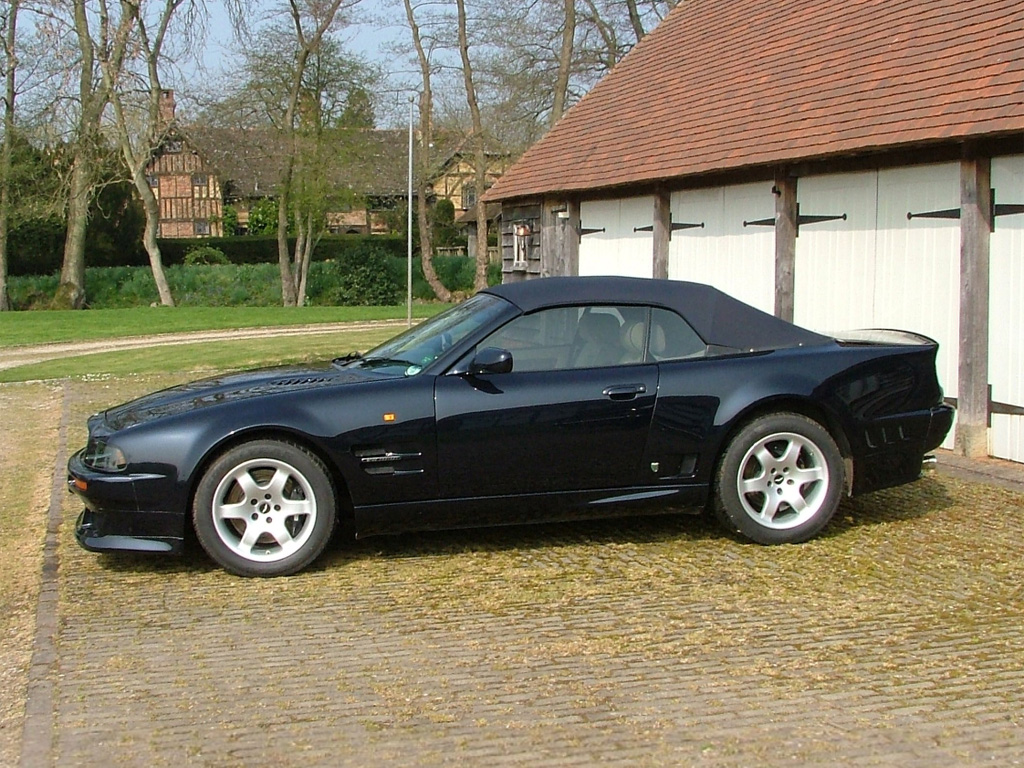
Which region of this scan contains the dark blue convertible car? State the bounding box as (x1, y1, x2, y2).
(69, 277, 953, 576)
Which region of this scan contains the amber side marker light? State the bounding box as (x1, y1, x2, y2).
(383, 413, 396, 422)
(72, 478, 88, 491)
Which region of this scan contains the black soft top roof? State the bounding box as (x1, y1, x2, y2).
(483, 276, 831, 352)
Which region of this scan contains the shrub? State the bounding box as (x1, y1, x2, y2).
(307, 247, 401, 306)
(184, 245, 230, 266)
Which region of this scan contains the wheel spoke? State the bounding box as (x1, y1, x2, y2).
(280, 497, 314, 518)
(268, 521, 296, 553)
(793, 464, 826, 487)
(753, 445, 775, 470)
(266, 468, 292, 499)
(759, 491, 784, 521)
(214, 501, 248, 521)
(787, 491, 810, 515)
(741, 476, 766, 495)
(778, 439, 803, 467)
(232, 469, 263, 501)
(236, 523, 262, 555)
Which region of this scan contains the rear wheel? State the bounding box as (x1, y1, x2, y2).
(714, 413, 844, 544)
(193, 440, 336, 577)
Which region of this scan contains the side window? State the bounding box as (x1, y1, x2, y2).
(478, 305, 646, 372)
(480, 307, 577, 372)
(649, 308, 706, 361)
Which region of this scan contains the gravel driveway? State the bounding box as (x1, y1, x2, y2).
(7, 374, 1024, 768)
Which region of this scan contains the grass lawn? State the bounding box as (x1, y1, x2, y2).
(0, 305, 450, 348)
(0, 326, 405, 383)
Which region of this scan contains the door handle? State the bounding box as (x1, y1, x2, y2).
(602, 384, 647, 401)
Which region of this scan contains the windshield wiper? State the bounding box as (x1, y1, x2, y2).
(358, 356, 418, 368)
(332, 351, 362, 365)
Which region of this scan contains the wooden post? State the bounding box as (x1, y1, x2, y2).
(774, 170, 797, 322)
(540, 199, 559, 279)
(566, 197, 581, 277)
(956, 154, 992, 458)
(653, 189, 671, 280)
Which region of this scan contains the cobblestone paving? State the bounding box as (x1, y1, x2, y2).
(20, 381, 1024, 766)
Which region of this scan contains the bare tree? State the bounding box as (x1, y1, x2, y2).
(401, 0, 450, 302)
(54, 0, 135, 308)
(454, 0, 489, 291)
(0, 0, 19, 310)
(272, 0, 357, 307)
(98, 0, 196, 307)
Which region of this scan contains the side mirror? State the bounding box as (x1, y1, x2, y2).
(469, 347, 513, 375)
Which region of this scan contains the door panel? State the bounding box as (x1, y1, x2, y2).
(669, 183, 775, 313)
(990, 154, 1024, 462)
(794, 171, 878, 333)
(579, 197, 656, 277)
(435, 364, 659, 501)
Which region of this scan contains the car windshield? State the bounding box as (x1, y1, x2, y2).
(343, 293, 510, 376)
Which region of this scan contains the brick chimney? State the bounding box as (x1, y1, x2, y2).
(159, 89, 176, 126)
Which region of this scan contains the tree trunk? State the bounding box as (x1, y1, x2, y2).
(297, 211, 315, 306)
(277, 179, 297, 306)
(551, 0, 576, 127)
(0, 0, 17, 311)
(59, 156, 91, 309)
(624, 0, 645, 43)
(292, 207, 309, 306)
(134, 169, 174, 306)
(403, 0, 451, 302)
(473, 183, 488, 290)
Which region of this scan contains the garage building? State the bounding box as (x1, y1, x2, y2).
(483, 0, 1024, 462)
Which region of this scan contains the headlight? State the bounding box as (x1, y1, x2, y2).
(82, 440, 128, 472)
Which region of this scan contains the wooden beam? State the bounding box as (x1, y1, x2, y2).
(566, 197, 580, 277)
(540, 199, 559, 280)
(653, 189, 671, 280)
(956, 154, 992, 458)
(774, 170, 797, 322)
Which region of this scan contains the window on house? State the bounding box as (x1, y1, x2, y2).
(146, 175, 158, 188)
(463, 184, 476, 209)
(194, 220, 210, 236)
(165, 141, 183, 154)
(192, 174, 208, 187)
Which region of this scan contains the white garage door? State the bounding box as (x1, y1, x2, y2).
(875, 163, 961, 452)
(990, 155, 1024, 462)
(578, 197, 655, 278)
(791, 164, 960, 451)
(668, 183, 775, 314)
(793, 171, 878, 332)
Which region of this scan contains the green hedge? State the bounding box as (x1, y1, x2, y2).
(7, 231, 409, 276)
(7, 254, 502, 310)
(155, 234, 407, 266)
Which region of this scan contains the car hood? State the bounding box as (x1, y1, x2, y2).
(100, 362, 392, 432)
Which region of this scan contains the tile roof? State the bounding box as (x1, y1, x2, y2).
(185, 127, 413, 198)
(485, 0, 1024, 201)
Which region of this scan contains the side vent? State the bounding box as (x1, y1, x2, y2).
(354, 448, 424, 476)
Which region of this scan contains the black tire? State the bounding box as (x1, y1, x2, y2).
(193, 440, 336, 577)
(713, 413, 844, 545)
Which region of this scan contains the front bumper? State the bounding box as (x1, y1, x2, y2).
(75, 508, 184, 554)
(68, 449, 185, 555)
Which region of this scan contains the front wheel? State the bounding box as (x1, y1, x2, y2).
(713, 413, 844, 545)
(193, 440, 337, 577)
